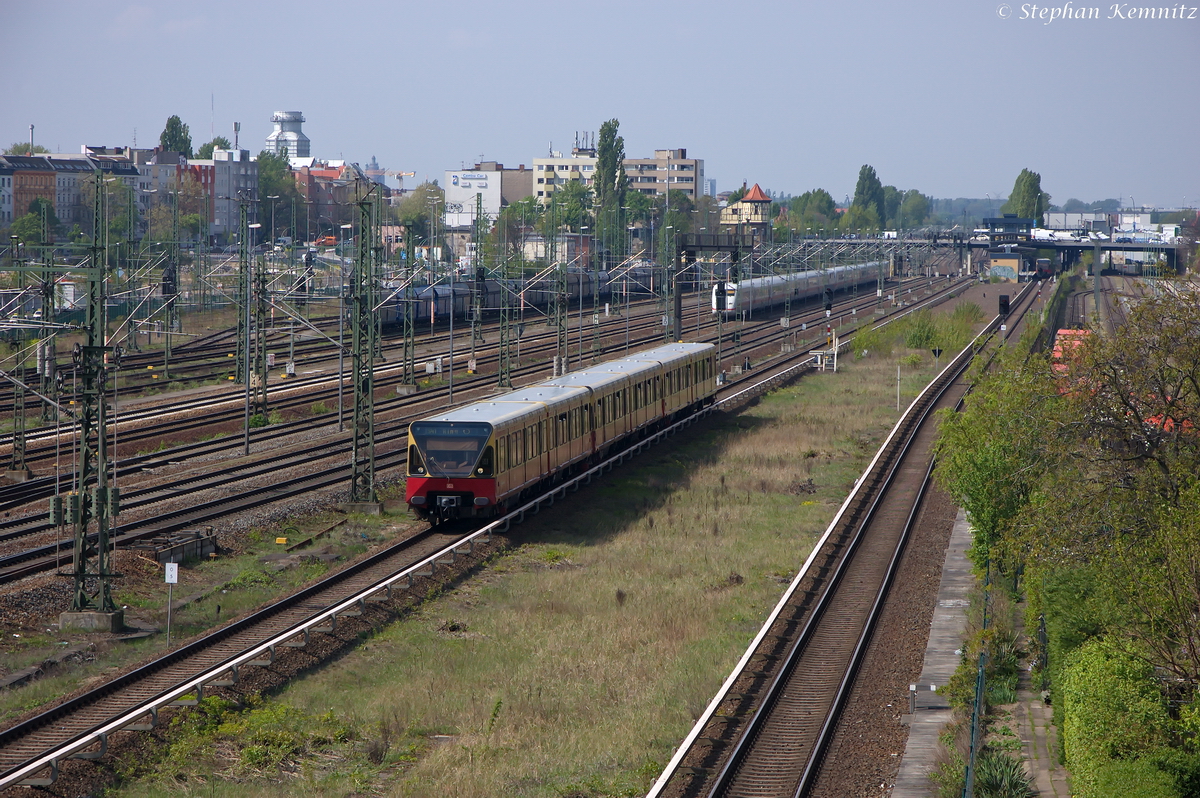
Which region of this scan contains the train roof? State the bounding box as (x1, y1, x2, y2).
(573, 342, 711, 369)
(542, 370, 628, 392)
(409, 343, 714, 427)
(493, 384, 591, 405)
(728, 262, 883, 287)
(412, 400, 547, 427)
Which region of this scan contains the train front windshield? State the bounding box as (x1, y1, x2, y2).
(409, 422, 492, 478)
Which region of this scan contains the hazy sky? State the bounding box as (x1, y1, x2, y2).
(5, 0, 1198, 207)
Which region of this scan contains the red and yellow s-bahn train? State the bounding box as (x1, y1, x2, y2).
(405, 343, 718, 522)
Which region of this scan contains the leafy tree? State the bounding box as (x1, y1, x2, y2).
(882, 185, 901, 227)
(726, 185, 747, 204)
(594, 119, 628, 263)
(1001, 168, 1050, 221)
(1060, 638, 1173, 798)
(852, 165, 885, 229)
(394, 181, 445, 244)
(934, 345, 1061, 568)
(10, 213, 45, 245)
(159, 115, 193, 158)
(494, 196, 540, 264)
(839, 203, 879, 233)
(3, 143, 49, 155)
(255, 149, 301, 241)
(624, 190, 653, 225)
(196, 136, 232, 160)
(938, 287, 1200, 691)
(693, 194, 723, 234)
(899, 190, 931, 228)
(548, 179, 592, 234)
(790, 189, 837, 222)
(659, 188, 694, 239)
(27, 197, 60, 230)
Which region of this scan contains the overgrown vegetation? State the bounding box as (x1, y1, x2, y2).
(934, 278, 1200, 797)
(852, 303, 983, 363)
(109, 309, 987, 796)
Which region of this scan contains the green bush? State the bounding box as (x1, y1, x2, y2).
(851, 325, 892, 359)
(1035, 565, 1110, 731)
(1061, 638, 1172, 797)
(1093, 759, 1178, 798)
(974, 751, 1036, 798)
(903, 309, 938, 349)
(1149, 748, 1200, 797)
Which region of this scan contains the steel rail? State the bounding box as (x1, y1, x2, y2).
(645, 277, 1037, 798)
(0, 337, 831, 790)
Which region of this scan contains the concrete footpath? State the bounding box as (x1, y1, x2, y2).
(891, 508, 1071, 796)
(1013, 673, 1072, 796)
(892, 508, 974, 796)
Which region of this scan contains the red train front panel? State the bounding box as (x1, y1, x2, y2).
(406, 421, 497, 520)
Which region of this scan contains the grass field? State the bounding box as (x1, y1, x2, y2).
(110, 301, 984, 797)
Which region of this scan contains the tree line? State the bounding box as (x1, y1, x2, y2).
(935, 283, 1200, 798)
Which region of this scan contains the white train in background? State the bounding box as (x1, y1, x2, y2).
(711, 261, 886, 315)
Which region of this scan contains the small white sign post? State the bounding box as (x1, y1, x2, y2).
(165, 562, 178, 647)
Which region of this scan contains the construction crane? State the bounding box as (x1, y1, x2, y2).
(365, 168, 415, 184)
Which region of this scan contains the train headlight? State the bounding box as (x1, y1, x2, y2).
(473, 497, 489, 506)
(410, 496, 426, 505)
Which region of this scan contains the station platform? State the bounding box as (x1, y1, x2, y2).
(891, 508, 1071, 796)
(892, 508, 973, 796)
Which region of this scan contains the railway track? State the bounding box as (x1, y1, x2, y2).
(646, 278, 1040, 798)
(0, 270, 958, 479)
(0, 327, 855, 793)
(0, 274, 974, 583)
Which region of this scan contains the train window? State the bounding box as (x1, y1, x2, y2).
(497, 436, 507, 471)
(558, 412, 567, 445)
(477, 446, 494, 476)
(511, 431, 524, 466)
(597, 396, 605, 425)
(408, 444, 425, 475)
(409, 421, 491, 478)
(525, 426, 534, 460)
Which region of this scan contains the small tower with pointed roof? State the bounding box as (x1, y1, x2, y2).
(720, 182, 773, 237)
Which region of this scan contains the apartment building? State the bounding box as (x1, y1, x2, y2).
(532, 146, 704, 203)
(532, 148, 597, 201)
(624, 149, 704, 200)
(0, 164, 12, 225)
(186, 148, 257, 241)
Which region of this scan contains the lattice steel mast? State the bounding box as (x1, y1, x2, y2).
(348, 185, 379, 503)
(63, 172, 118, 616)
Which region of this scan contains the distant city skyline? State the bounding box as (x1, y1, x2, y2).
(5, 0, 1197, 209)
